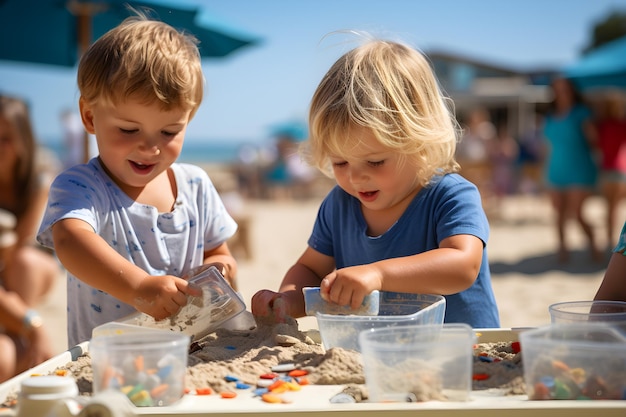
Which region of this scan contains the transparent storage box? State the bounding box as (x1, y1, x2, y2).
(315, 292, 446, 352)
(520, 323, 626, 400)
(359, 323, 475, 402)
(116, 265, 246, 342)
(90, 330, 189, 407)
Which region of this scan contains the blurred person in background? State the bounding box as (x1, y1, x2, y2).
(0, 94, 59, 381)
(594, 91, 626, 251)
(488, 122, 519, 212)
(542, 77, 600, 263)
(457, 107, 495, 165)
(264, 130, 317, 200)
(516, 112, 546, 195)
(60, 108, 98, 169)
(456, 107, 496, 216)
(59, 108, 85, 169)
(263, 134, 296, 199)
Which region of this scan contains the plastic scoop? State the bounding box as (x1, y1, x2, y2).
(303, 287, 379, 316)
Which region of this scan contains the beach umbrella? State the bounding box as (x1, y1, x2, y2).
(563, 35, 626, 91)
(0, 0, 259, 67)
(269, 120, 309, 142)
(0, 0, 260, 160)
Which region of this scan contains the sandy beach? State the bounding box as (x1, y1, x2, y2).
(38, 190, 620, 357)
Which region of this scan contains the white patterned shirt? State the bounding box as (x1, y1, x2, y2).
(37, 158, 237, 347)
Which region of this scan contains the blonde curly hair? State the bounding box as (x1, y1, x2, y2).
(306, 38, 460, 186)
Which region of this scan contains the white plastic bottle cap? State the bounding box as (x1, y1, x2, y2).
(20, 376, 78, 398)
(17, 376, 78, 417)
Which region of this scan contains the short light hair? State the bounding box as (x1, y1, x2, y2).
(77, 14, 204, 118)
(307, 39, 460, 186)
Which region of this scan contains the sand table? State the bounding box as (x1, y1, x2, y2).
(30, 316, 366, 401)
(1, 318, 527, 408)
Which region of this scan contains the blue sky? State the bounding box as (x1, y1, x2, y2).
(0, 0, 624, 146)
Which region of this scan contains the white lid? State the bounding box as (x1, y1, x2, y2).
(20, 376, 78, 399)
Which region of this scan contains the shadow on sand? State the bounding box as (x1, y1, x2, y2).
(489, 249, 608, 276)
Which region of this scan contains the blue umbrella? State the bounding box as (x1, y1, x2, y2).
(563, 35, 626, 90)
(0, 0, 260, 161)
(0, 0, 260, 67)
(269, 120, 309, 142)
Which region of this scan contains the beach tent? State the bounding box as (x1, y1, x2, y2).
(563, 35, 626, 91)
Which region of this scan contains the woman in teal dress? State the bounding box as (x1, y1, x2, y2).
(542, 77, 600, 263)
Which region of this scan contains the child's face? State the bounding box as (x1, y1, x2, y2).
(80, 97, 191, 193)
(328, 126, 421, 212)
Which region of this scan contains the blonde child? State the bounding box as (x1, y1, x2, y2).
(252, 38, 500, 328)
(37, 15, 238, 348)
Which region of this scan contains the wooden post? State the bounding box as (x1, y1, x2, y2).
(66, 0, 108, 163)
(77, 12, 91, 163)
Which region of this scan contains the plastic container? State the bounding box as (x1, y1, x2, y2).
(520, 323, 626, 400)
(359, 323, 475, 402)
(315, 292, 446, 351)
(15, 375, 78, 417)
(549, 300, 626, 334)
(89, 330, 190, 407)
(116, 265, 246, 342)
(303, 287, 379, 316)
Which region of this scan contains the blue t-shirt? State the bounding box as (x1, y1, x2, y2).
(308, 173, 500, 328)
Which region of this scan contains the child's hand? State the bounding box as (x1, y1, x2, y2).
(251, 290, 288, 323)
(132, 275, 200, 321)
(321, 265, 382, 310)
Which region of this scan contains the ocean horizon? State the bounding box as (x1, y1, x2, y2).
(42, 137, 256, 165)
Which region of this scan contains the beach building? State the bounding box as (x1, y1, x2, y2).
(427, 50, 556, 139)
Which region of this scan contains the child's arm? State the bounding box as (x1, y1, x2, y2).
(321, 234, 483, 309)
(52, 218, 198, 321)
(202, 242, 238, 290)
(594, 252, 626, 302)
(251, 247, 335, 320)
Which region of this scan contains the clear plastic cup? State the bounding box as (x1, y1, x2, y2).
(549, 300, 626, 334)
